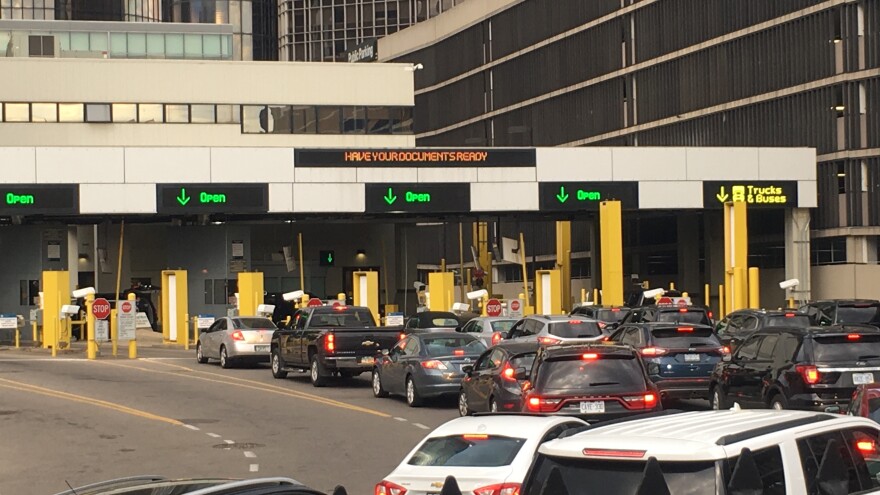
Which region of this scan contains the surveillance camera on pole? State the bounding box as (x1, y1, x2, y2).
(72, 287, 96, 298)
(283, 290, 304, 302)
(257, 304, 275, 317)
(778, 279, 800, 290)
(643, 288, 665, 299)
(60, 305, 80, 317)
(467, 289, 488, 301)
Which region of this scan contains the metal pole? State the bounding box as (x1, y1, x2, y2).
(127, 292, 137, 359)
(519, 232, 529, 306)
(298, 232, 305, 291)
(86, 294, 96, 360)
(459, 223, 465, 303)
(748, 267, 760, 309)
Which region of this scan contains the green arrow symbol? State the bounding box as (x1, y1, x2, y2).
(176, 188, 191, 206)
(556, 186, 570, 203)
(327, 252, 333, 264)
(384, 187, 398, 205)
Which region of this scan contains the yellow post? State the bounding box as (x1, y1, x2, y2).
(184, 313, 190, 350)
(459, 223, 466, 303)
(440, 258, 446, 273)
(733, 267, 748, 311)
(704, 284, 710, 313)
(297, 232, 305, 293)
(748, 267, 760, 309)
(481, 294, 489, 317)
(41, 270, 70, 351)
(719, 284, 726, 317)
(337, 292, 346, 304)
(161, 270, 188, 345)
(519, 232, 529, 307)
(32, 319, 37, 346)
(353, 271, 380, 323)
(670, 282, 675, 291)
(475, 222, 492, 296)
(556, 221, 572, 312)
(237, 272, 265, 316)
(593, 288, 600, 305)
(724, 201, 749, 314)
(14, 326, 19, 348)
(535, 269, 562, 315)
(86, 293, 97, 360)
(428, 272, 455, 312)
(580, 288, 587, 304)
(788, 297, 796, 309)
(127, 292, 137, 359)
(599, 200, 624, 306)
(111, 308, 118, 357)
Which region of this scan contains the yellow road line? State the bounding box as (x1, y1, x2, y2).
(101, 361, 392, 418)
(0, 377, 183, 426)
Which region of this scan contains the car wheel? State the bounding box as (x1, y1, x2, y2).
(196, 343, 208, 364)
(271, 350, 288, 379)
(373, 369, 389, 398)
(711, 386, 727, 410)
(490, 397, 499, 413)
(310, 354, 328, 387)
(220, 346, 234, 369)
(458, 390, 471, 416)
(770, 396, 787, 411)
(405, 376, 423, 407)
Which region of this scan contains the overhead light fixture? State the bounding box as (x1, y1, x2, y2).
(356, 249, 366, 257)
(837, 173, 846, 177)
(832, 105, 845, 111)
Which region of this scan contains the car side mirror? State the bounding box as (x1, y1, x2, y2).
(514, 368, 528, 381)
(723, 354, 732, 362)
(824, 405, 842, 414)
(461, 365, 473, 374)
(455, 326, 463, 332)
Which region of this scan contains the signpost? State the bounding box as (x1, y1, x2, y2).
(93, 297, 111, 342)
(156, 184, 269, 214)
(386, 312, 405, 327)
(117, 300, 137, 341)
(307, 298, 323, 307)
(320, 250, 336, 267)
(0, 184, 79, 215)
(539, 182, 639, 211)
(365, 183, 471, 214)
(508, 298, 523, 318)
(486, 298, 502, 317)
(702, 181, 798, 208)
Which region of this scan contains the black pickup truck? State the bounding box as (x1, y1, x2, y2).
(270, 305, 402, 387)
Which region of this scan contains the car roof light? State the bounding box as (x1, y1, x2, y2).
(848, 334, 861, 340)
(582, 448, 646, 458)
(569, 320, 583, 324)
(463, 434, 489, 440)
(582, 353, 598, 360)
(677, 327, 694, 332)
(678, 308, 688, 313)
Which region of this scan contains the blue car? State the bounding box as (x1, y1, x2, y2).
(608, 322, 728, 403)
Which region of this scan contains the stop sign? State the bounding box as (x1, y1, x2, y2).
(657, 297, 673, 306)
(92, 298, 111, 320)
(510, 300, 521, 312)
(486, 298, 502, 317)
(331, 300, 343, 307)
(120, 301, 133, 313)
(677, 298, 688, 307)
(307, 297, 323, 307)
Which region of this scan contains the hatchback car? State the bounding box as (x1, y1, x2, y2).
(619, 305, 713, 326)
(404, 311, 472, 333)
(196, 316, 277, 368)
(376, 414, 587, 495)
(459, 316, 518, 346)
(608, 323, 726, 402)
(710, 324, 880, 411)
(523, 343, 661, 421)
(715, 308, 813, 349)
(459, 341, 540, 415)
(569, 305, 629, 332)
(372, 332, 487, 407)
(504, 315, 605, 346)
(801, 299, 880, 326)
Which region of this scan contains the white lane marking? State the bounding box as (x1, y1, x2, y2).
(393, 417, 408, 422)
(141, 358, 195, 360)
(183, 424, 200, 431)
(0, 358, 89, 362)
(249, 464, 259, 472)
(207, 433, 222, 438)
(224, 439, 235, 444)
(244, 451, 257, 458)
(413, 423, 430, 430)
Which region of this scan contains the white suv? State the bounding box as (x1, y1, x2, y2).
(519, 409, 880, 495)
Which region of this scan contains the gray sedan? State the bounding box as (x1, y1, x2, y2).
(459, 316, 518, 346)
(196, 316, 277, 368)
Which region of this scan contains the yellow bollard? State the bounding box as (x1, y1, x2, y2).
(593, 288, 600, 305)
(32, 320, 37, 345)
(86, 294, 97, 360)
(14, 326, 19, 348)
(127, 293, 137, 359)
(748, 267, 760, 309)
(111, 308, 118, 357)
(184, 313, 190, 351)
(733, 267, 748, 312)
(581, 288, 587, 304)
(670, 282, 675, 291)
(719, 284, 725, 317)
(704, 284, 710, 312)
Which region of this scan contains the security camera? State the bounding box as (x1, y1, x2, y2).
(257, 304, 275, 316)
(779, 279, 800, 290)
(452, 302, 470, 312)
(72, 287, 96, 298)
(643, 288, 665, 299)
(283, 290, 304, 302)
(413, 281, 426, 291)
(467, 289, 488, 300)
(60, 305, 80, 316)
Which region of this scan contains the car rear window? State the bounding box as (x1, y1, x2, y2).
(837, 305, 880, 324)
(309, 309, 376, 327)
(656, 310, 710, 324)
(408, 435, 526, 467)
(235, 318, 277, 330)
(549, 321, 602, 338)
(812, 334, 880, 361)
(535, 355, 646, 392)
(765, 315, 812, 327)
(650, 328, 720, 349)
(430, 318, 461, 327)
(596, 309, 627, 323)
(510, 352, 537, 372)
(490, 320, 516, 332)
(423, 336, 486, 356)
(522, 455, 717, 495)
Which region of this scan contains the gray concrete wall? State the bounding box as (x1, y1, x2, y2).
(0, 225, 69, 314)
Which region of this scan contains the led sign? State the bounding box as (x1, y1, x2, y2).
(539, 182, 639, 211)
(702, 181, 798, 208)
(295, 149, 536, 168)
(365, 183, 470, 214)
(0, 184, 79, 215)
(156, 184, 268, 214)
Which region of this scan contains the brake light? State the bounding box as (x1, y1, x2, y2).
(526, 396, 561, 412)
(421, 360, 448, 370)
(597, 321, 607, 329)
(492, 332, 503, 345)
(334, 305, 348, 311)
(582, 353, 599, 360)
(677, 327, 694, 332)
(623, 393, 658, 409)
(644, 393, 657, 406)
(375, 480, 407, 495)
(582, 448, 646, 458)
(473, 483, 521, 495)
(398, 332, 406, 341)
(720, 346, 731, 355)
(501, 364, 516, 381)
(679, 308, 688, 313)
(324, 333, 335, 353)
(848, 334, 861, 341)
(785, 313, 796, 318)
(641, 347, 667, 356)
(611, 308, 621, 313)
(708, 311, 714, 319)
(538, 336, 562, 345)
(454, 349, 465, 356)
(797, 365, 820, 384)
(231, 330, 244, 341)
(463, 434, 489, 440)
(857, 440, 876, 453)
(570, 320, 583, 324)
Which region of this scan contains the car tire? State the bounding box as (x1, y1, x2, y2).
(770, 395, 787, 411)
(196, 343, 208, 364)
(406, 376, 423, 407)
(310, 354, 328, 388)
(373, 369, 389, 398)
(458, 390, 471, 416)
(220, 346, 234, 369)
(271, 350, 288, 379)
(710, 386, 727, 410)
(489, 397, 499, 413)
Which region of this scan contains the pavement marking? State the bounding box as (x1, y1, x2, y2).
(184, 424, 201, 431)
(224, 439, 235, 444)
(249, 464, 259, 473)
(393, 417, 408, 422)
(102, 360, 392, 418)
(244, 451, 257, 458)
(207, 433, 222, 438)
(413, 423, 430, 430)
(0, 358, 91, 362)
(0, 377, 183, 427)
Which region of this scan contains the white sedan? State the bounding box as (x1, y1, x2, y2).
(376, 414, 587, 495)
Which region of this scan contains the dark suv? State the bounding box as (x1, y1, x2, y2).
(709, 325, 880, 411)
(522, 343, 661, 422)
(801, 299, 880, 327)
(569, 305, 629, 332)
(619, 305, 713, 327)
(715, 309, 813, 349)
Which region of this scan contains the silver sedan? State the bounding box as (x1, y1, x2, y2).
(458, 316, 518, 346)
(196, 316, 277, 368)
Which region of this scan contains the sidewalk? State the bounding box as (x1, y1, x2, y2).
(0, 327, 192, 356)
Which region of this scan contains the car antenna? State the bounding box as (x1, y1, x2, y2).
(64, 480, 80, 495)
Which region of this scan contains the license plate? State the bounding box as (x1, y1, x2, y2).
(684, 354, 701, 362)
(854, 372, 874, 385)
(254, 345, 269, 353)
(360, 356, 375, 365)
(580, 401, 605, 414)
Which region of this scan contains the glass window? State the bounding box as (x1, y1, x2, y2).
(548, 321, 602, 338)
(222, 35, 232, 58)
(421, 336, 485, 356)
(812, 335, 880, 362)
(796, 431, 861, 494)
(393, 107, 414, 134)
(756, 334, 779, 360)
(56, 32, 70, 52)
(342, 106, 366, 134)
(31, 103, 56, 122)
(138, 103, 163, 123)
(366, 106, 391, 134)
(292, 105, 316, 133)
(190, 105, 215, 123)
(165, 104, 189, 123)
(0, 33, 11, 52)
(85, 103, 111, 122)
(233, 318, 276, 330)
(535, 356, 646, 393)
(736, 335, 763, 360)
(203, 34, 221, 58)
(216, 105, 240, 124)
(127, 33, 146, 57)
(113, 103, 137, 123)
(89, 32, 108, 52)
(268, 105, 292, 133)
(109, 32, 126, 56)
(241, 105, 266, 133)
(165, 33, 184, 58)
(316, 106, 340, 134)
(490, 320, 516, 333)
(146, 33, 164, 57)
(408, 435, 526, 467)
(58, 103, 83, 122)
(184, 33, 202, 57)
(650, 327, 720, 348)
(3, 103, 28, 122)
(70, 32, 89, 51)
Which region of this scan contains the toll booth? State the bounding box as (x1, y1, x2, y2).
(237, 272, 264, 317)
(41, 270, 71, 350)
(353, 271, 379, 323)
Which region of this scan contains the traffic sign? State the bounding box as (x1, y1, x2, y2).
(0, 184, 79, 215)
(295, 148, 536, 168)
(307, 298, 323, 307)
(539, 182, 639, 211)
(508, 298, 523, 318)
(702, 181, 798, 208)
(92, 298, 111, 320)
(486, 298, 502, 317)
(96, 320, 109, 341)
(365, 183, 471, 214)
(331, 300, 343, 307)
(320, 250, 336, 267)
(156, 184, 269, 214)
(677, 299, 688, 307)
(657, 297, 673, 306)
(118, 300, 136, 341)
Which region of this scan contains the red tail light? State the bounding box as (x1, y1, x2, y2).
(797, 365, 820, 384)
(231, 330, 244, 341)
(454, 349, 465, 356)
(644, 393, 657, 407)
(491, 332, 503, 345)
(421, 360, 448, 370)
(324, 333, 335, 353)
(375, 480, 407, 495)
(785, 313, 796, 318)
(570, 320, 583, 324)
(526, 395, 561, 412)
(857, 440, 876, 453)
(597, 321, 607, 329)
(641, 347, 667, 356)
(582, 353, 598, 360)
(473, 483, 521, 495)
(848, 334, 861, 341)
(708, 311, 714, 319)
(462, 434, 489, 440)
(720, 346, 731, 355)
(538, 336, 562, 345)
(582, 448, 646, 458)
(623, 393, 658, 409)
(398, 332, 406, 341)
(679, 308, 688, 313)
(677, 327, 694, 332)
(611, 308, 621, 313)
(501, 364, 516, 381)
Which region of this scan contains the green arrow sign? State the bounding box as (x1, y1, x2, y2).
(326, 252, 333, 264)
(384, 187, 398, 205)
(556, 186, 570, 203)
(177, 188, 191, 206)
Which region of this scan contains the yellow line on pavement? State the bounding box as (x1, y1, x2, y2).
(101, 361, 392, 418)
(0, 377, 183, 426)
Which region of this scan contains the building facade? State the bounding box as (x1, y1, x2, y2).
(165, 0, 276, 60)
(379, 0, 880, 299)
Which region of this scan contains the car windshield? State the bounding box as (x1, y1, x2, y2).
(490, 320, 516, 332)
(595, 309, 627, 323)
(428, 317, 460, 328)
(309, 309, 376, 327)
(522, 455, 717, 495)
(548, 321, 602, 338)
(812, 335, 880, 362)
(837, 306, 880, 324)
(650, 328, 720, 348)
(422, 336, 486, 356)
(408, 435, 526, 467)
(766, 315, 812, 327)
(510, 352, 537, 372)
(656, 310, 709, 324)
(235, 318, 276, 330)
(535, 355, 645, 392)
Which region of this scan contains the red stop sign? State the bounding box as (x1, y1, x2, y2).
(510, 300, 521, 312)
(486, 298, 502, 317)
(92, 298, 111, 320)
(307, 298, 323, 307)
(677, 298, 688, 307)
(657, 297, 673, 306)
(331, 300, 343, 307)
(121, 301, 132, 313)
